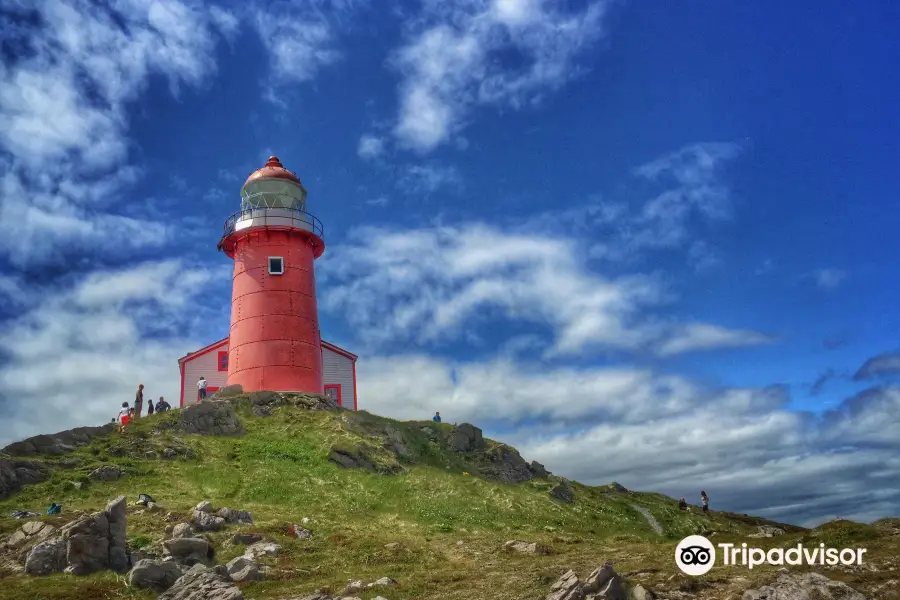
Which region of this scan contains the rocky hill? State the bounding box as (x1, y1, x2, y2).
(0, 388, 897, 600)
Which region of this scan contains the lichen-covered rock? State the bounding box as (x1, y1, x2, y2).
(546, 569, 584, 600)
(225, 555, 260, 582)
(172, 523, 195, 538)
(742, 569, 869, 600)
(329, 445, 400, 474)
(480, 444, 534, 484)
(128, 559, 183, 592)
(217, 507, 253, 524)
(159, 563, 244, 600)
(88, 464, 124, 481)
(105, 495, 128, 572)
(24, 538, 66, 575)
(179, 401, 244, 436)
(195, 501, 214, 513)
(231, 533, 262, 545)
(448, 423, 485, 452)
(191, 509, 226, 532)
(60, 512, 110, 575)
(243, 542, 280, 560)
(583, 564, 616, 594)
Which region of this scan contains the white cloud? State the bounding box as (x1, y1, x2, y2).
(0, 260, 225, 446)
(357, 354, 900, 526)
(388, 0, 608, 152)
(811, 268, 847, 291)
(358, 135, 386, 160)
(396, 163, 463, 194)
(319, 222, 771, 357)
(0, 0, 235, 266)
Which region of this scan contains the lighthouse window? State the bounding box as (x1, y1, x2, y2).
(268, 256, 284, 275)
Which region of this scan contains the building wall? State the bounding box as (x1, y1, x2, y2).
(180, 341, 229, 407)
(322, 345, 355, 409)
(180, 339, 356, 409)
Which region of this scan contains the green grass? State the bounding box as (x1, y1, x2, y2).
(1, 397, 897, 600)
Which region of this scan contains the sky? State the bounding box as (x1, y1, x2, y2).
(0, 0, 898, 528)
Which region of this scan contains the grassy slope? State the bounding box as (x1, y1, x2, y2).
(1, 400, 896, 600)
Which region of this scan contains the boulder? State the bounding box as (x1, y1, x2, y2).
(128, 558, 183, 592)
(0, 459, 49, 499)
(217, 507, 253, 524)
(748, 525, 786, 538)
(88, 465, 124, 481)
(550, 480, 575, 504)
(24, 538, 66, 575)
(159, 564, 244, 600)
(529, 460, 551, 478)
(172, 523, 195, 538)
(742, 569, 869, 600)
(503, 540, 551, 555)
(191, 510, 226, 532)
(105, 495, 128, 572)
(163, 537, 215, 567)
(243, 542, 280, 560)
(448, 423, 485, 452)
(179, 401, 244, 436)
(289, 525, 312, 539)
(480, 444, 534, 484)
(226, 555, 260, 582)
(195, 500, 214, 513)
(606, 482, 628, 493)
(60, 511, 111, 575)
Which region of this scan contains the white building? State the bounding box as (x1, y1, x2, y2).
(177, 337, 358, 409)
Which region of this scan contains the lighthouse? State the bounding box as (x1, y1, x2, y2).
(216, 156, 326, 394)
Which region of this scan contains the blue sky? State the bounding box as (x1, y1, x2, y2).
(0, 0, 898, 527)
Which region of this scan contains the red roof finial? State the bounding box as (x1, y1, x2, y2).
(266, 156, 283, 168)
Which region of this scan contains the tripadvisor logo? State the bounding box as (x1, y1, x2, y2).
(675, 535, 868, 575)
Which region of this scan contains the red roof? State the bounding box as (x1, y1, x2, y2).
(178, 337, 357, 365)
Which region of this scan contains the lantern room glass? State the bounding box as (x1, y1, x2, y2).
(241, 178, 307, 211)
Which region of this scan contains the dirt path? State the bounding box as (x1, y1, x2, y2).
(630, 504, 664, 535)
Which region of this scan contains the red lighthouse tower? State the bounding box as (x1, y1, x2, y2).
(217, 156, 325, 394)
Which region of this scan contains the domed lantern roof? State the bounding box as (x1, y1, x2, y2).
(240, 156, 308, 210)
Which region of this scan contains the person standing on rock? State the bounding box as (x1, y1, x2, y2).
(198, 376, 208, 400)
(134, 384, 144, 419)
(701, 491, 709, 514)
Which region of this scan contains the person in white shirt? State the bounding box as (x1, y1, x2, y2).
(198, 376, 208, 400)
(117, 402, 130, 432)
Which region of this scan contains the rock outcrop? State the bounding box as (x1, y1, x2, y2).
(543, 562, 629, 600)
(742, 569, 870, 600)
(179, 400, 244, 436)
(503, 540, 552, 555)
(88, 465, 124, 482)
(163, 537, 216, 567)
(448, 423, 485, 452)
(1, 424, 116, 457)
(0, 458, 49, 499)
(480, 444, 534, 484)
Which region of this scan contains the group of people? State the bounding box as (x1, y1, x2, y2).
(678, 491, 711, 514)
(116, 383, 172, 431)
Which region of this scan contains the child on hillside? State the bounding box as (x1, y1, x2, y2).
(118, 402, 130, 432)
(701, 491, 709, 515)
